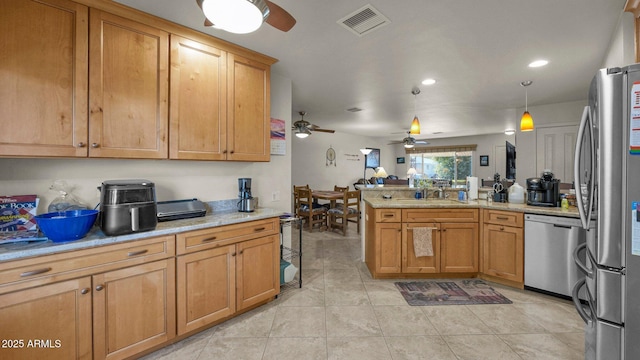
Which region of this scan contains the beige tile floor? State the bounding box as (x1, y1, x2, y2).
(142, 227, 586, 360)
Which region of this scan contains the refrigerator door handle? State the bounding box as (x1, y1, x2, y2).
(573, 242, 592, 277)
(574, 105, 593, 229)
(572, 277, 593, 324)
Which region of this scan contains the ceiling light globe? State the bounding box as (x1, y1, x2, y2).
(520, 111, 534, 132)
(202, 0, 269, 34)
(409, 116, 421, 135)
(360, 148, 372, 155)
(295, 132, 310, 139)
(421, 78, 436, 85)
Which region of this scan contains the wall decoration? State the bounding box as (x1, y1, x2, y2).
(365, 148, 380, 168)
(344, 154, 361, 161)
(326, 146, 336, 166)
(480, 155, 489, 166)
(396, 157, 405, 164)
(270, 118, 286, 155)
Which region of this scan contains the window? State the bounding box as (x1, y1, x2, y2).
(407, 145, 476, 187)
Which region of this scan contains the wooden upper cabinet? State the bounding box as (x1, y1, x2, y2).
(227, 53, 271, 161)
(170, 35, 227, 160)
(0, 0, 88, 157)
(89, 9, 169, 159)
(626, 0, 640, 62)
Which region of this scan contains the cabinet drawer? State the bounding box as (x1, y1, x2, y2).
(375, 209, 401, 222)
(403, 208, 478, 223)
(483, 209, 523, 228)
(176, 218, 279, 254)
(0, 235, 175, 294)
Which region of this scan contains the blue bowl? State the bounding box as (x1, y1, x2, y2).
(35, 209, 99, 242)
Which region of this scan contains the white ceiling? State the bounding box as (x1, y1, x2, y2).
(115, 0, 625, 141)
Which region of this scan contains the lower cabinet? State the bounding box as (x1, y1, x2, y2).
(176, 219, 280, 335)
(0, 277, 93, 360)
(365, 205, 479, 278)
(93, 259, 176, 360)
(481, 209, 524, 285)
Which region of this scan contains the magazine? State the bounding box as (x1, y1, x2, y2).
(0, 230, 47, 245)
(0, 195, 39, 232)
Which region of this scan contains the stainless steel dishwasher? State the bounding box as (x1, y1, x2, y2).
(524, 214, 594, 298)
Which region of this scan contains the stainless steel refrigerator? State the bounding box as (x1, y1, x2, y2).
(572, 64, 640, 360)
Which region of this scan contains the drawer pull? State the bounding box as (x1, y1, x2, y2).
(383, 214, 394, 217)
(254, 227, 266, 232)
(500, 226, 505, 231)
(496, 216, 509, 220)
(20, 267, 52, 277)
(127, 249, 149, 257)
(95, 285, 104, 291)
(81, 288, 90, 295)
(202, 236, 218, 243)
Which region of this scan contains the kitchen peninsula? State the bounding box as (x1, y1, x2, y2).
(361, 186, 579, 289)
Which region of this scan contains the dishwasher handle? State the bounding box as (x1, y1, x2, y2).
(573, 242, 592, 277)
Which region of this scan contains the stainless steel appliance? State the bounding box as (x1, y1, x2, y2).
(156, 199, 206, 222)
(238, 178, 256, 212)
(525, 214, 593, 298)
(99, 179, 157, 236)
(572, 64, 640, 360)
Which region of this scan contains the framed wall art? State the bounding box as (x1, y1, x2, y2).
(479, 155, 489, 166)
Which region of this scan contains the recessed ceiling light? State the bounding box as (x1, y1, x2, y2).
(504, 129, 515, 135)
(421, 78, 436, 85)
(529, 60, 549, 68)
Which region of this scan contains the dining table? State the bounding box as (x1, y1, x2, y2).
(311, 190, 344, 209)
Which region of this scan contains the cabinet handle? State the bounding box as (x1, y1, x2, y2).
(239, 250, 244, 255)
(500, 226, 505, 231)
(231, 252, 236, 256)
(223, 150, 227, 154)
(77, 142, 86, 148)
(202, 236, 217, 243)
(81, 288, 90, 295)
(91, 143, 100, 148)
(127, 249, 149, 257)
(383, 214, 394, 217)
(254, 227, 266, 232)
(442, 229, 447, 232)
(230, 150, 235, 154)
(496, 216, 509, 220)
(20, 267, 52, 277)
(95, 285, 104, 291)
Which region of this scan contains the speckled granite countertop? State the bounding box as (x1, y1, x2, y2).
(364, 198, 580, 218)
(0, 199, 284, 262)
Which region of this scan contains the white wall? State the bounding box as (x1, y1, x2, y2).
(0, 74, 293, 214)
(291, 132, 393, 192)
(602, 11, 636, 68)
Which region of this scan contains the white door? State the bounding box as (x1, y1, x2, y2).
(536, 125, 578, 183)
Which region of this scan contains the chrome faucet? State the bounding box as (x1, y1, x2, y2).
(433, 188, 448, 199)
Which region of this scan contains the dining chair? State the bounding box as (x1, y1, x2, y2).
(328, 189, 361, 236)
(297, 188, 327, 232)
(292, 184, 310, 219)
(333, 185, 349, 192)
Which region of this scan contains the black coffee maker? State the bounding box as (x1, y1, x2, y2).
(526, 170, 560, 207)
(238, 178, 255, 212)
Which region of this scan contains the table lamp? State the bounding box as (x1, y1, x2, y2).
(374, 167, 388, 186)
(407, 167, 417, 188)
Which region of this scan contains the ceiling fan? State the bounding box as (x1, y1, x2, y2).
(293, 111, 335, 138)
(195, 0, 296, 34)
(388, 131, 429, 148)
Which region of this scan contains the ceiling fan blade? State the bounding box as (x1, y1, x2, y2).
(264, 0, 296, 32)
(312, 128, 335, 133)
(387, 140, 403, 145)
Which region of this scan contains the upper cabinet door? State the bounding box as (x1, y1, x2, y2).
(227, 53, 270, 162)
(89, 10, 169, 159)
(169, 35, 227, 160)
(0, 0, 88, 157)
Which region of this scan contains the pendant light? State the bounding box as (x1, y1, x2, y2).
(409, 88, 421, 135)
(520, 80, 534, 132)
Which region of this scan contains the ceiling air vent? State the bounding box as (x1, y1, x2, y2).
(338, 4, 390, 37)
